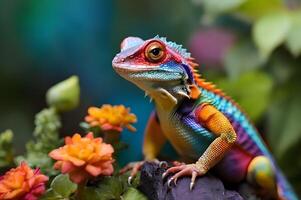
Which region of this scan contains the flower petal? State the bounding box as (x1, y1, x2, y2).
(69, 170, 89, 184)
(99, 143, 114, 157)
(53, 161, 63, 170)
(67, 156, 85, 166)
(71, 133, 82, 142)
(0, 163, 47, 200)
(65, 136, 73, 144)
(85, 132, 94, 139)
(49, 149, 65, 160)
(85, 165, 102, 177)
(99, 164, 114, 176)
(50, 132, 115, 184)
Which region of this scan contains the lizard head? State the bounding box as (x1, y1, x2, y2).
(112, 36, 200, 108)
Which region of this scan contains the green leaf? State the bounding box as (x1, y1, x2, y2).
(0, 129, 13, 143)
(0, 130, 14, 167)
(224, 40, 264, 79)
(200, 0, 246, 14)
(123, 188, 147, 200)
(77, 176, 127, 200)
(267, 86, 301, 196)
(33, 107, 61, 150)
(267, 92, 301, 158)
(198, 0, 283, 20)
(46, 76, 80, 112)
(270, 54, 294, 84)
(77, 174, 141, 200)
(79, 122, 101, 136)
(217, 71, 273, 122)
(285, 11, 301, 57)
(77, 186, 103, 200)
(16, 152, 58, 176)
(235, 0, 283, 20)
(96, 176, 128, 199)
(253, 12, 291, 59)
(50, 174, 77, 198)
(16, 107, 62, 175)
(78, 177, 124, 200)
(40, 189, 63, 200)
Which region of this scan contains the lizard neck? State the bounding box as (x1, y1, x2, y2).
(152, 91, 197, 117)
(149, 87, 186, 113)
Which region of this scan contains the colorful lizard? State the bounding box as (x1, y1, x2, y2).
(112, 36, 298, 200)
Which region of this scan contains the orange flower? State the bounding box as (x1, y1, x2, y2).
(85, 104, 137, 132)
(49, 132, 114, 184)
(0, 162, 48, 200)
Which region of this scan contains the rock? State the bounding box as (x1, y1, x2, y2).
(139, 162, 244, 200)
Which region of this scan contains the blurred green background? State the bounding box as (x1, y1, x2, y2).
(0, 0, 301, 195)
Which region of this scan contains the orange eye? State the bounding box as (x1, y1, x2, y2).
(145, 41, 166, 62)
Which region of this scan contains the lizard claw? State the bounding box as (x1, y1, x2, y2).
(122, 159, 166, 185)
(120, 161, 144, 186)
(189, 181, 195, 191)
(174, 178, 178, 186)
(162, 171, 168, 179)
(128, 176, 133, 185)
(167, 177, 174, 188)
(190, 171, 197, 190)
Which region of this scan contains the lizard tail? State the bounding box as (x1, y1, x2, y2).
(247, 156, 298, 200)
(276, 170, 298, 200)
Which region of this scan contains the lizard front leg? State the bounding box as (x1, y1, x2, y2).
(121, 111, 167, 183)
(143, 112, 166, 160)
(163, 103, 237, 189)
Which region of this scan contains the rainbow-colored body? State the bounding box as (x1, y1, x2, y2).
(112, 36, 298, 199)
(174, 87, 292, 192)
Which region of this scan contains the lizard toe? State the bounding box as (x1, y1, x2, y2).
(190, 171, 198, 190)
(162, 165, 185, 180)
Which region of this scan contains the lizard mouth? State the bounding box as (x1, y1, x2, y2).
(112, 62, 157, 72)
(112, 55, 159, 73)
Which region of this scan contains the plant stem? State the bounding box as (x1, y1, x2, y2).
(104, 130, 121, 145)
(75, 181, 87, 200)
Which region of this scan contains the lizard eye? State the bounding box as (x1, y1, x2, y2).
(145, 41, 166, 62)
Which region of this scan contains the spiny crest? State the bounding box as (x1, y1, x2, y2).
(154, 35, 191, 58)
(186, 58, 248, 117)
(186, 57, 227, 97)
